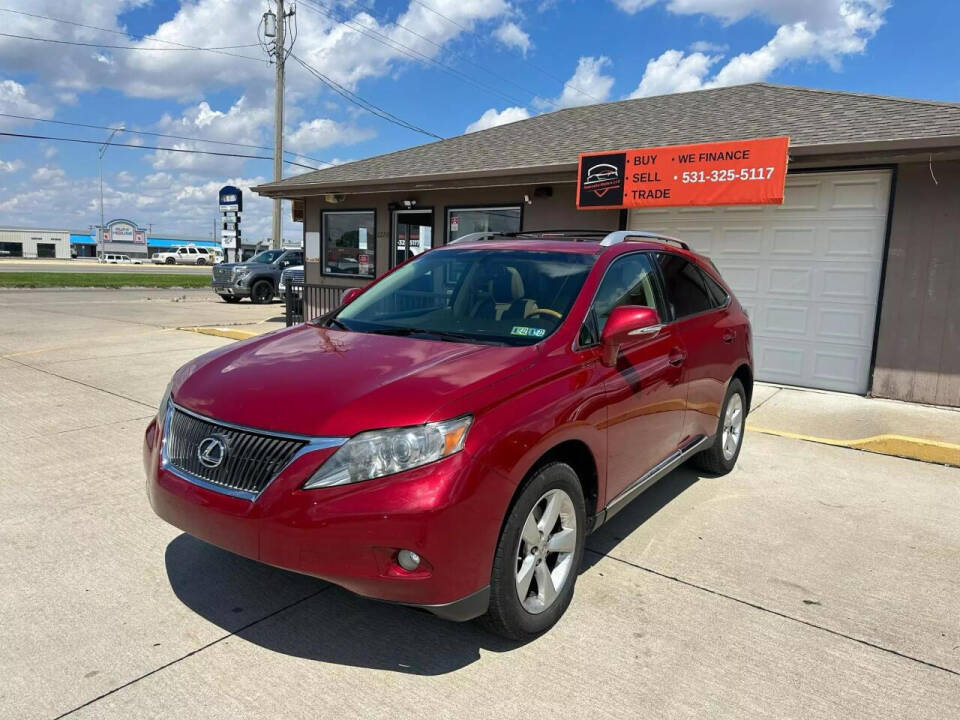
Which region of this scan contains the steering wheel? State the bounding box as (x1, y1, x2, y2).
(526, 308, 563, 319)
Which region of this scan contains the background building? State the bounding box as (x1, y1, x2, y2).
(255, 83, 960, 407)
(0, 227, 73, 259)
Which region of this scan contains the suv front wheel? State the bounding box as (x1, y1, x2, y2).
(250, 279, 274, 304)
(480, 462, 586, 640)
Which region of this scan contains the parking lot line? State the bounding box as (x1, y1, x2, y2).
(746, 425, 960, 467)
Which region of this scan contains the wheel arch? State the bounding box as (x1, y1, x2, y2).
(511, 439, 599, 522)
(732, 363, 754, 413)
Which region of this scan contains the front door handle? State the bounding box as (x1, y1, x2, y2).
(668, 348, 686, 366)
(722, 330, 736, 344)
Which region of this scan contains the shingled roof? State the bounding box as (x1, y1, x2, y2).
(255, 83, 960, 194)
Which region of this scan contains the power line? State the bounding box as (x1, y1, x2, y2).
(298, 0, 530, 108)
(0, 7, 264, 61)
(0, 111, 333, 166)
(291, 54, 443, 140)
(0, 131, 319, 169)
(311, 0, 562, 109)
(0, 31, 262, 56)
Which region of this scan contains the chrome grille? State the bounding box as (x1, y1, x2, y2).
(165, 407, 306, 496)
(283, 267, 304, 285)
(212, 266, 233, 282)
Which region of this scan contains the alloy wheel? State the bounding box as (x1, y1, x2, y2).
(515, 488, 578, 614)
(722, 393, 744, 461)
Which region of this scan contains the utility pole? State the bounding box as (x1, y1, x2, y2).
(261, 1, 295, 250)
(272, 0, 285, 251)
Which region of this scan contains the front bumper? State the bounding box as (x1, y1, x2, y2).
(143, 413, 510, 619)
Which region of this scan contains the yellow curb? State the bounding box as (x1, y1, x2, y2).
(746, 425, 960, 467)
(179, 326, 259, 341)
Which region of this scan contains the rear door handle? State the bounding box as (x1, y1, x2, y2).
(722, 330, 736, 344)
(668, 348, 686, 366)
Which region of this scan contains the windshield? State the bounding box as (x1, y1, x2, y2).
(331, 249, 595, 345)
(248, 250, 285, 264)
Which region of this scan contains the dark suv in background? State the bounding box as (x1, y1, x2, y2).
(212, 249, 303, 304)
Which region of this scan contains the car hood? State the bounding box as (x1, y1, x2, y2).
(171, 324, 537, 437)
(215, 262, 273, 271)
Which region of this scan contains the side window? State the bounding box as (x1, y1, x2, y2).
(656, 253, 714, 319)
(587, 253, 665, 341)
(700, 268, 729, 307)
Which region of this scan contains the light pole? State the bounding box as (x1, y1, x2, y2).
(97, 126, 124, 257)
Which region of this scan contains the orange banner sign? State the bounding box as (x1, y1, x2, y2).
(576, 136, 790, 210)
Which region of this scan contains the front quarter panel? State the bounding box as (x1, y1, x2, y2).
(435, 343, 609, 517)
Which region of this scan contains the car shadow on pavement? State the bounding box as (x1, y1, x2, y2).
(581, 466, 703, 573)
(164, 534, 525, 675)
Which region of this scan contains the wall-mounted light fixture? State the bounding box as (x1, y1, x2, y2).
(401, 199, 417, 209)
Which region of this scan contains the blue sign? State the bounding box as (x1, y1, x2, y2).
(218, 185, 243, 211)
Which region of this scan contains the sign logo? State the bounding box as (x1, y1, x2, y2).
(197, 436, 228, 469)
(577, 136, 790, 210)
(577, 152, 626, 208)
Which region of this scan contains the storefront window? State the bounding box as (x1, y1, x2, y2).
(323, 211, 376, 277)
(446, 206, 521, 243)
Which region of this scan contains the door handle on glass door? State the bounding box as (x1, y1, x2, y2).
(668, 348, 686, 366)
(722, 330, 736, 344)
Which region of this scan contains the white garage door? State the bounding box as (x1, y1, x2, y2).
(629, 170, 892, 393)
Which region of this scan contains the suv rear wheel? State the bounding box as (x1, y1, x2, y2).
(691, 378, 746, 475)
(164, 257, 176, 265)
(250, 279, 274, 304)
(480, 462, 585, 640)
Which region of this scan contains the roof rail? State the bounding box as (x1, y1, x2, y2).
(448, 231, 505, 244)
(599, 230, 690, 250)
(448, 228, 690, 250)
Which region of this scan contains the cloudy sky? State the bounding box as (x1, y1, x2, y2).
(0, 0, 954, 241)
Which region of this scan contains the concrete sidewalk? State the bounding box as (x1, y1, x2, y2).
(748, 384, 960, 467)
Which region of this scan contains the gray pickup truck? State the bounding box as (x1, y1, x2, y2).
(211, 249, 304, 304)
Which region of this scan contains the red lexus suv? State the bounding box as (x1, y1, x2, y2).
(144, 230, 752, 639)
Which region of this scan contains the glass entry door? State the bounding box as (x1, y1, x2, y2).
(392, 209, 432, 267)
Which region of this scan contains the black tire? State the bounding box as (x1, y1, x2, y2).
(196, 258, 206, 266)
(691, 378, 746, 475)
(164, 257, 176, 265)
(250, 279, 274, 304)
(479, 462, 586, 640)
(220, 295, 241, 303)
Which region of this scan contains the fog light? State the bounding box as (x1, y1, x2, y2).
(397, 550, 421, 571)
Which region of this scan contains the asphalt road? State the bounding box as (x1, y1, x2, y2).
(1, 288, 958, 720)
(0, 259, 212, 274)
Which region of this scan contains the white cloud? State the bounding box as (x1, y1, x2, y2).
(629, 50, 720, 97)
(540, 56, 615, 109)
(147, 97, 272, 172)
(690, 40, 728, 52)
(0, 78, 53, 129)
(494, 22, 532, 55)
(626, 0, 888, 96)
(465, 106, 531, 133)
(0, 159, 23, 173)
(31, 166, 65, 182)
(611, 0, 659, 12)
(286, 118, 375, 152)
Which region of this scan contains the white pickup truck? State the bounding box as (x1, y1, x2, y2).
(151, 246, 221, 265)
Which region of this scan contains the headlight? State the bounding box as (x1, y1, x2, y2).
(304, 415, 473, 489)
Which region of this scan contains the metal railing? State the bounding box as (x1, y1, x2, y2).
(284, 283, 351, 326)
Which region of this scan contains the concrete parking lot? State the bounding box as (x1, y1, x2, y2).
(1, 288, 958, 720)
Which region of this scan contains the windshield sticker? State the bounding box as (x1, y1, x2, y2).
(511, 326, 546, 338)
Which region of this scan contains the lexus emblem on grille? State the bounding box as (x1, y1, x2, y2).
(197, 436, 228, 469)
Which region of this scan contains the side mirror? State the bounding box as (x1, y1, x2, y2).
(341, 287, 362, 305)
(600, 306, 662, 367)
